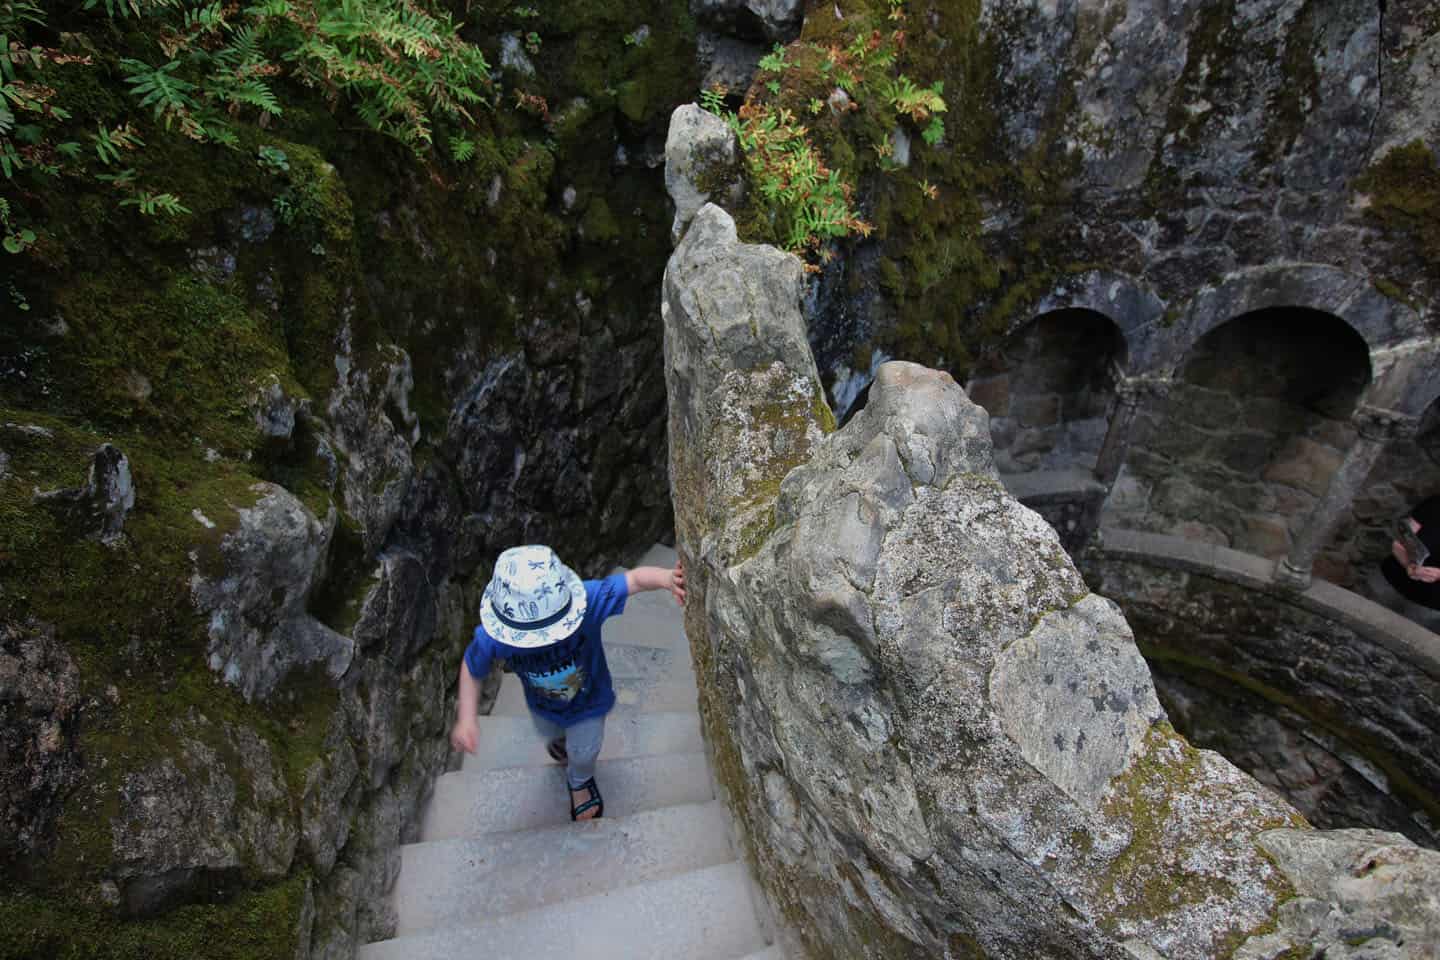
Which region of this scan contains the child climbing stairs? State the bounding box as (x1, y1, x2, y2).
(358, 544, 784, 960)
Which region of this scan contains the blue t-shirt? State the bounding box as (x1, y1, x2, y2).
(464, 573, 629, 726)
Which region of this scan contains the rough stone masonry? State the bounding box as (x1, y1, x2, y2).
(662, 201, 1440, 960)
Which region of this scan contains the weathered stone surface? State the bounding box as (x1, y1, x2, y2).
(326, 337, 417, 555)
(991, 594, 1164, 808)
(33, 443, 135, 544)
(663, 204, 823, 567)
(0, 620, 80, 864)
(664, 105, 743, 245)
(663, 213, 1440, 958)
(191, 483, 354, 703)
(111, 716, 298, 916)
(1085, 551, 1440, 850)
(1237, 829, 1440, 959)
(689, 0, 803, 43)
(696, 31, 764, 93)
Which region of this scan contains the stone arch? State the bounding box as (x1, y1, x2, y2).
(967, 307, 1127, 474)
(1007, 269, 1164, 371)
(1143, 263, 1423, 378)
(1105, 306, 1373, 560)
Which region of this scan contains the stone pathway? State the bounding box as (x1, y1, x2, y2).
(359, 544, 782, 960)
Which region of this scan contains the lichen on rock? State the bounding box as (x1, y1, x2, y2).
(662, 194, 1440, 958)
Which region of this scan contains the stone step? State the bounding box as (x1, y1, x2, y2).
(462, 710, 705, 773)
(601, 601, 689, 649)
(491, 671, 699, 717)
(737, 947, 786, 960)
(393, 801, 736, 935)
(421, 751, 713, 841)
(360, 861, 764, 960)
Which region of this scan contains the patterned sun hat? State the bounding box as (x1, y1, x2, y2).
(480, 545, 587, 649)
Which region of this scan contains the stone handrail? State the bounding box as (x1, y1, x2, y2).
(1093, 528, 1440, 681)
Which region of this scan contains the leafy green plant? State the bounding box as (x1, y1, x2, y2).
(1, 194, 34, 252)
(882, 75, 945, 123)
(922, 116, 944, 146)
(122, 59, 200, 127)
(524, 30, 542, 54)
(449, 135, 476, 163)
(725, 102, 870, 257)
(699, 85, 726, 115)
(257, 144, 289, 173)
(121, 190, 190, 216)
(758, 43, 787, 74)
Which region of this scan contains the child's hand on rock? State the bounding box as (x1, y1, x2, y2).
(669, 558, 686, 606)
(450, 717, 479, 754)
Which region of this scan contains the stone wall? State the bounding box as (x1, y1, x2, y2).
(1103, 310, 1369, 565)
(966, 309, 1122, 476)
(661, 202, 1440, 960)
(1083, 532, 1440, 849)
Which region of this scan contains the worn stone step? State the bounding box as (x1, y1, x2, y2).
(737, 947, 786, 960)
(601, 601, 689, 649)
(421, 751, 713, 841)
(491, 670, 699, 717)
(359, 861, 765, 960)
(393, 801, 736, 935)
(462, 710, 704, 773)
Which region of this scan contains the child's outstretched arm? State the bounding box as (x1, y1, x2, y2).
(450, 661, 481, 754)
(625, 557, 686, 605)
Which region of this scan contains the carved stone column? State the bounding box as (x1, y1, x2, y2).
(1274, 405, 1421, 591)
(1079, 374, 1173, 550)
(1094, 374, 1174, 488)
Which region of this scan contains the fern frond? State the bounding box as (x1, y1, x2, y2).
(121, 58, 199, 123)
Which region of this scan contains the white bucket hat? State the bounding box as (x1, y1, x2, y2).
(480, 545, 587, 648)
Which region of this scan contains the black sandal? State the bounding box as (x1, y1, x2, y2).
(547, 737, 567, 763)
(569, 776, 603, 821)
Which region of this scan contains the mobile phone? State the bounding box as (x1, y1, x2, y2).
(1396, 518, 1430, 567)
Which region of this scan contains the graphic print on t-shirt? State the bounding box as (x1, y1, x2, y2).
(512, 640, 589, 707)
(524, 661, 586, 702)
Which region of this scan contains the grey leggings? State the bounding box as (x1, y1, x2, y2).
(530, 712, 606, 789)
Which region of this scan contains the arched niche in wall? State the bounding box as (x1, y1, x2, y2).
(966, 308, 1127, 475)
(1107, 307, 1372, 558)
(1331, 396, 1440, 599)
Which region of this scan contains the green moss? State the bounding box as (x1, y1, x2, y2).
(0, 875, 308, 960)
(581, 197, 621, 242)
(1095, 723, 1298, 939)
(41, 273, 292, 455)
(1355, 141, 1440, 293)
(1139, 641, 1440, 832)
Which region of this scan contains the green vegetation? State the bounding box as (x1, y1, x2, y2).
(1, 0, 494, 235)
(703, 0, 1087, 370)
(0, 875, 308, 960)
(1355, 141, 1440, 296)
(703, 3, 950, 261)
(0, 0, 698, 951)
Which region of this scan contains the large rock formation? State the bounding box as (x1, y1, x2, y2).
(664, 202, 1440, 959)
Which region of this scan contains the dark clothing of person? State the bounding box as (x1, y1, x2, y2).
(1381, 496, 1440, 609)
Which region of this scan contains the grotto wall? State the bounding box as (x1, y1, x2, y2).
(0, 3, 696, 956)
(1086, 530, 1440, 849)
(663, 201, 1440, 959)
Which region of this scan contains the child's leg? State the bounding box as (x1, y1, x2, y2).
(560, 715, 606, 789)
(529, 711, 564, 752)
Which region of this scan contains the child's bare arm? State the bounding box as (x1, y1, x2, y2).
(450, 661, 481, 753)
(625, 558, 686, 605)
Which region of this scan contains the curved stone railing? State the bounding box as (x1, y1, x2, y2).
(1084, 529, 1440, 848)
(659, 202, 1440, 960)
(1092, 529, 1440, 677)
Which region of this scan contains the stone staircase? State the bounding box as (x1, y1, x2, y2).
(359, 545, 783, 960)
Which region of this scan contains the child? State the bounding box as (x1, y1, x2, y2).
(450, 544, 686, 821)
